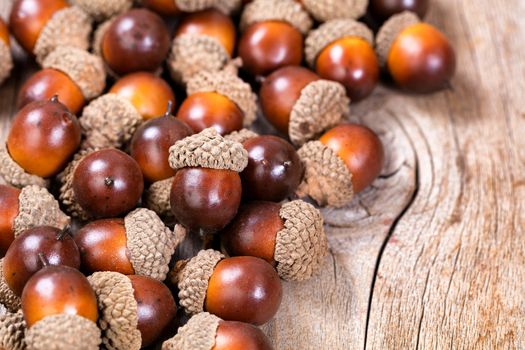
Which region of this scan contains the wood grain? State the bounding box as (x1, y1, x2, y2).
(1, 0, 524, 349)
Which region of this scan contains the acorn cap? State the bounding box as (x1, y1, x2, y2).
(187, 67, 258, 127)
(275, 200, 328, 281)
(42, 45, 106, 100)
(224, 128, 259, 144)
(92, 18, 112, 56)
(168, 34, 230, 86)
(33, 6, 91, 64)
(80, 94, 142, 150)
(376, 11, 421, 66)
(296, 140, 353, 207)
(289, 80, 350, 146)
(146, 177, 174, 219)
(0, 259, 21, 313)
(69, 0, 133, 22)
(0, 310, 26, 350)
(13, 185, 70, 237)
(301, 0, 368, 22)
(176, 250, 224, 315)
(57, 149, 96, 221)
(0, 147, 49, 188)
(169, 128, 248, 172)
(25, 314, 101, 350)
(125, 208, 185, 281)
(88, 271, 141, 350)
(305, 19, 374, 67)
(240, 0, 312, 35)
(162, 312, 220, 350)
(0, 41, 13, 86)
(174, 0, 242, 15)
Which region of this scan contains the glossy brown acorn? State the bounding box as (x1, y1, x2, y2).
(259, 66, 319, 134)
(109, 72, 176, 120)
(177, 92, 244, 136)
(3, 226, 80, 296)
(205, 256, 282, 325)
(387, 23, 456, 93)
(213, 320, 274, 350)
(319, 123, 385, 193)
(128, 275, 177, 347)
(238, 21, 304, 77)
(7, 95, 81, 178)
(221, 202, 283, 264)
(369, 0, 429, 23)
(102, 9, 170, 75)
(130, 103, 193, 183)
(176, 9, 236, 56)
(9, 0, 68, 53)
(74, 219, 135, 275)
(72, 149, 144, 218)
(17, 68, 85, 114)
(316, 37, 379, 101)
(0, 17, 10, 47)
(141, 0, 180, 16)
(21, 260, 98, 327)
(241, 136, 303, 202)
(0, 185, 20, 256)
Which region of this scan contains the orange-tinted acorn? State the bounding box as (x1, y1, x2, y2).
(141, 0, 180, 16)
(368, 0, 429, 23)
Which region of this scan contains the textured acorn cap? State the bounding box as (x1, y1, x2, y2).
(33, 6, 91, 64)
(305, 19, 374, 67)
(224, 128, 259, 144)
(162, 312, 220, 350)
(80, 94, 142, 150)
(0, 310, 26, 350)
(169, 128, 248, 172)
(42, 45, 106, 100)
(301, 0, 368, 22)
(168, 34, 230, 86)
(174, 0, 241, 15)
(289, 80, 350, 146)
(25, 314, 101, 350)
(88, 271, 141, 350)
(275, 200, 328, 281)
(0, 147, 49, 188)
(176, 250, 224, 315)
(69, 0, 132, 22)
(0, 41, 12, 86)
(57, 149, 96, 221)
(187, 68, 258, 127)
(125, 208, 185, 281)
(376, 11, 421, 66)
(146, 177, 174, 218)
(240, 0, 312, 35)
(13, 185, 70, 237)
(0, 260, 21, 313)
(296, 141, 353, 207)
(92, 18, 112, 56)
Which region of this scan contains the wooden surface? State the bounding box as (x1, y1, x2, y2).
(1, 0, 524, 349)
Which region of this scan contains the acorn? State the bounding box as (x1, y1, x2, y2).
(368, 0, 429, 23)
(0, 18, 13, 86)
(88, 272, 178, 349)
(75, 208, 186, 280)
(297, 123, 385, 207)
(168, 128, 248, 234)
(300, 0, 368, 22)
(0, 185, 70, 257)
(69, 0, 133, 22)
(18, 46, 106, 114)
(168, 9, 236, 84)
(141, 0, 180, 16)
(9, 0, 91, 63)
(305, 19, 379, 102)
(238, 0, 312, 77)
(222, 200, 328, 281)
(259, 65, 349, 146)
(375, 11, 456, 92)
(162, 312, 274, 350)
(0, 310, 26, 350)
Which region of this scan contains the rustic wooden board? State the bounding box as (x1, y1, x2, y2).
(1, 0, 524, 349)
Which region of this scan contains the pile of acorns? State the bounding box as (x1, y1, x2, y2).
(0, 0, 455, 349)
